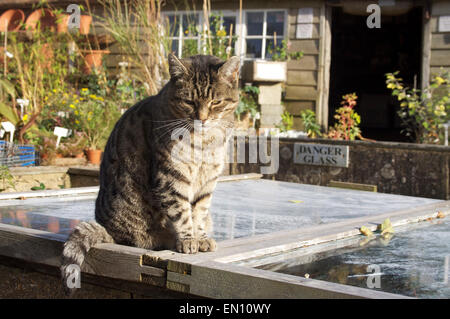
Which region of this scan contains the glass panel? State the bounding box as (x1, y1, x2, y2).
(171, 39, 179, 56)
(266, 11, 285, 36)
(223, 16, 236, 35)
(246, 12, 264, 35)
(265, 37, 284, 60)
(182, 39, 199, 57)
(167, 14, 179, 36)
(246, 39, 262, 59)
(182, 13, 199, 36)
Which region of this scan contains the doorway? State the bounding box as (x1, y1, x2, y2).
(328, 6, 423, 142)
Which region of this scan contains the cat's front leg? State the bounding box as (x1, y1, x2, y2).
(192, 192, 217, 252)
(162, 194, 199, 254)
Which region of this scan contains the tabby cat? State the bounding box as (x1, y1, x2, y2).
(61, 54, 240, 293)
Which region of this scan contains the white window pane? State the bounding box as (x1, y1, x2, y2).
(182, 13, 199, 36)
(267, 11, 285, 36)
(167, 14, 180, 36)
(246, 38, 263, 58)
(171, 40, 179, 56)
(265, 37, 284, 60)
(246, 12, 264, 35)
(223, 16, 236, 34)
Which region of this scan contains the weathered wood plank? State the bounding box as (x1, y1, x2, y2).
(287, 55, 319, 71)
(431, 33, 450, 49)
(180, 261, 408, 299)
(430, 49, 450, 66)
(284, 101, 315, 116)
(289, 39, 320, 54)
(285, 85, 318, 101)
(287, 70, 317, 86)
(328, 181, 377, 192)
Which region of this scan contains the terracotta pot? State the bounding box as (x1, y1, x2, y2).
(0, 9, 25, 32)
(25, 8, 56, 32)
(56, 13, 69, 33)
(79, 15, 92, 35)
(74, 152, 85, 159)
(81, 49, 110, 74)
(39, 43, 54, 70)
(86, 149, 102, 164)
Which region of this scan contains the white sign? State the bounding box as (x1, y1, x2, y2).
(438, 15, 450, 33)
(1, 121, 15, 143)
(293, 143, 349, 168)
(296, 24, 313, 39)
(297, 8, 313, 23)
(54, 126, 70, 148)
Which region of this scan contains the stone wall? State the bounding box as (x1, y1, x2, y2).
(230, 138, 450, 200)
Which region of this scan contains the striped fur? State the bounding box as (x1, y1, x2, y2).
(61, 54, 240, 293)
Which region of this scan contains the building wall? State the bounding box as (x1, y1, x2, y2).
(430, 1, 450, 76)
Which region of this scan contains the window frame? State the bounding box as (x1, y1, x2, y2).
(163, 8, 288, 60)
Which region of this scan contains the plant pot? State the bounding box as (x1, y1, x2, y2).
(56, 13, 69, 33)
(39, 43, 54, 70)
(79, 15, 92, 35)
(25, 8, 56, 32)
(74, 152, 85, 159)
(81, 49, 110, 74)
(0, 9, 25, 32)
(86, 149, 102, 164)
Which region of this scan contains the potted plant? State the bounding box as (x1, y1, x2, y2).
(25, 8, 57, 32)
(72, 88, 120, 164)
(235, 85, 260, 130)
(0, 9, 25, 32)
(80, 48, 110, 74)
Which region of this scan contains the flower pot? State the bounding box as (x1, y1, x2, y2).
(25, 8, 56, 32)
(56, 13, 69, 33)
(86, 149, 102, 164)
(81, 49, 110, 74)
(0, 9, 25, 32)
(74, 152, 85, 159)
(79, 15, 92, 35)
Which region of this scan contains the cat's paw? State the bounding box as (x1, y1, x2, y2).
(176, 238, 199, 254)
(198, 237, 217, 252)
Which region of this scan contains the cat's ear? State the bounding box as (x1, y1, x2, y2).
(168, 53, 189, 79)
(218, 56, 240, 85)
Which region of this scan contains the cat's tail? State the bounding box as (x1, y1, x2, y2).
(60, 220, 114, 296)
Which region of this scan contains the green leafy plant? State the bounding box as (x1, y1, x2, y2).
(300, 109, 322, 138)
(267, 40, 303, 61)
(328, 93, 362, 140)
(276, 110, 294, 132)
(31, 182, 46, 191)
(385, 70, 449, 144)
(0, 165, 15, 191)
(235, 85, 259, 121)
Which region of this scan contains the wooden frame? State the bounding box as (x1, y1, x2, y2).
(1, 177, 448, 298)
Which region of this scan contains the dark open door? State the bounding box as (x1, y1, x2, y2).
(328, 6, 423, 142)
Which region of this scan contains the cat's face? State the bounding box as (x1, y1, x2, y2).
(167, 54, 240, 127)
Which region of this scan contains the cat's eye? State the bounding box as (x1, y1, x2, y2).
(184, 100, 195, 106)
(211, 100, 221, 106)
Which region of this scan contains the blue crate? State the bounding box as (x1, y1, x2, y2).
(0, 140, 36, 167)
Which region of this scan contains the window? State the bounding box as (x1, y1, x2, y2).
(243, 10, 286, 60)
(164, 9, 287, 60)
(166, 13, 201, 58)
(164, 11, 237, 58)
